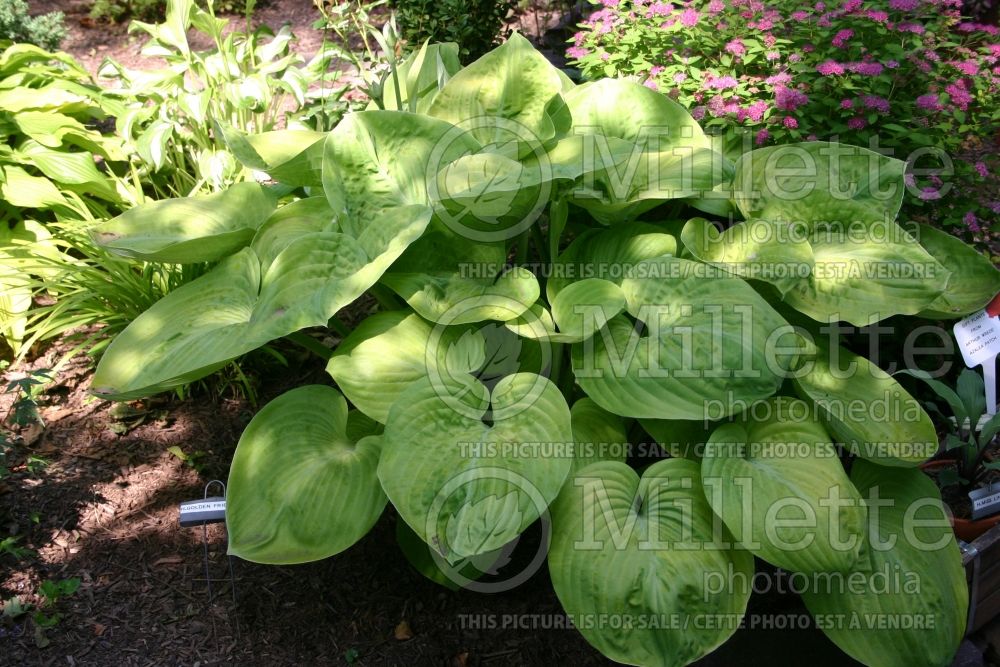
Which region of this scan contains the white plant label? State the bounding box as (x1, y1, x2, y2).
(969, 485, 1000, 520)
(953, 294, 1000, 417)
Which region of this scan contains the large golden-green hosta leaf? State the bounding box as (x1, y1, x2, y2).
(572, 256, 795, 419)
(793, 347, 936, 467)
(563, 79, 721, 223)
(92, 182, 277, 263)
(427, 33, 570, 156)
(92, 110, 475, 399)
(916, 223, 1000, 319)
(326, 310, 482, 423)
(781, 223, 947, 326)
(547, 222, 678, 301)
(701, 397, 866, 574)
(227, 385, 386, 564)
(383, 223, 539, 325)
(569, 397, 627, 473)
(321, 110, 478, 225)
(91, 204, 431, 400)
(733, 141, 906, 224)
(680, 216, 814, 296)
(801, 461, 967, 667)
(548, 459, 753, 667)
(729, 142, 946, 324)
(378, 373, 572, 560)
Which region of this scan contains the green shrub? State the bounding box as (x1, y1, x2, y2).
(390, 0, 516, 62)
(569, 0, 1000, 240)
(0, 0, 65, 50)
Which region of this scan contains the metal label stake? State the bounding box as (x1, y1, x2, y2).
(179, 480, 239, 638)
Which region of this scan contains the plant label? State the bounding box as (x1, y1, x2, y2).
(179, 497, 227, 526)
(954, 310, 1000, 368)
(969, 485, 1000, 521)
(954, 305, 1000, 416)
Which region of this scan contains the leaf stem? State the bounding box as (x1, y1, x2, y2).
(286, 332, 333, 360)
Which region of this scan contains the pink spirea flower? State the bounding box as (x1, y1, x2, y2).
(954, 60, 979, 76)
(945, 81, 973, 111)
(775, 85, 808, 110)
(747, 99, 769, 121)
(916, 93, 942, 110)
(783, 116, 798, 128)
(832, 29, 853, 47)
(680, 7, 700, 27)
(725, 39, 747, 56)
(842, 0, 862, 12)
(791, 10, 810, 20)
(889, 0, 918, 9)
(755, 128, 770, 144)
(673, 72, 687, 83)
(567, 46, 589, 59)
(861, 95, 890, 112)
(965, 211, 981, 232)
(647, 2, 672, 17)
(866, 9, 888, 22)
(707, 0, 725, 13)
(918, 187, 939, 200)
(766, 72, 792, 85)
(817, 60, 845, 75)
(847, 117, 866, 129)
(840, 98, 853, 109)
(898, 23, 925, 34)
(850, 62, 884, 76)
(707, 75, 739, 89)
(990, 202, 1000, 214)
(644, 79, 659, 90)
(975, 161, 989, 178)
(765, 50, 780, 60)
(691, 106, 706, 120)
(600, 0, 620, 6)
(886, 60, 899, 69)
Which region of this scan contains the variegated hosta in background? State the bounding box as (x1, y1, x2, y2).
(90, 34, 999, 667)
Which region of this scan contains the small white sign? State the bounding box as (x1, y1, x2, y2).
(954, 310, 1000, 368)
(181, 500, 226, 513)
(970, 486, 1000, 520)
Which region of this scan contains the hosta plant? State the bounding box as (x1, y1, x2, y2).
(89, 34, 1000, 667)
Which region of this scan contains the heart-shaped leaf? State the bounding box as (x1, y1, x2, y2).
(573, 256, 795, 419)
(326, 310, 482, 423)
(227, 385, 387, 564)
(733, 142, 906, 224)
(801, 461, 967, 667)
(548, 458, 753, 667)
(378, 373, 572, 560)
(701, 397, 867, 574)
